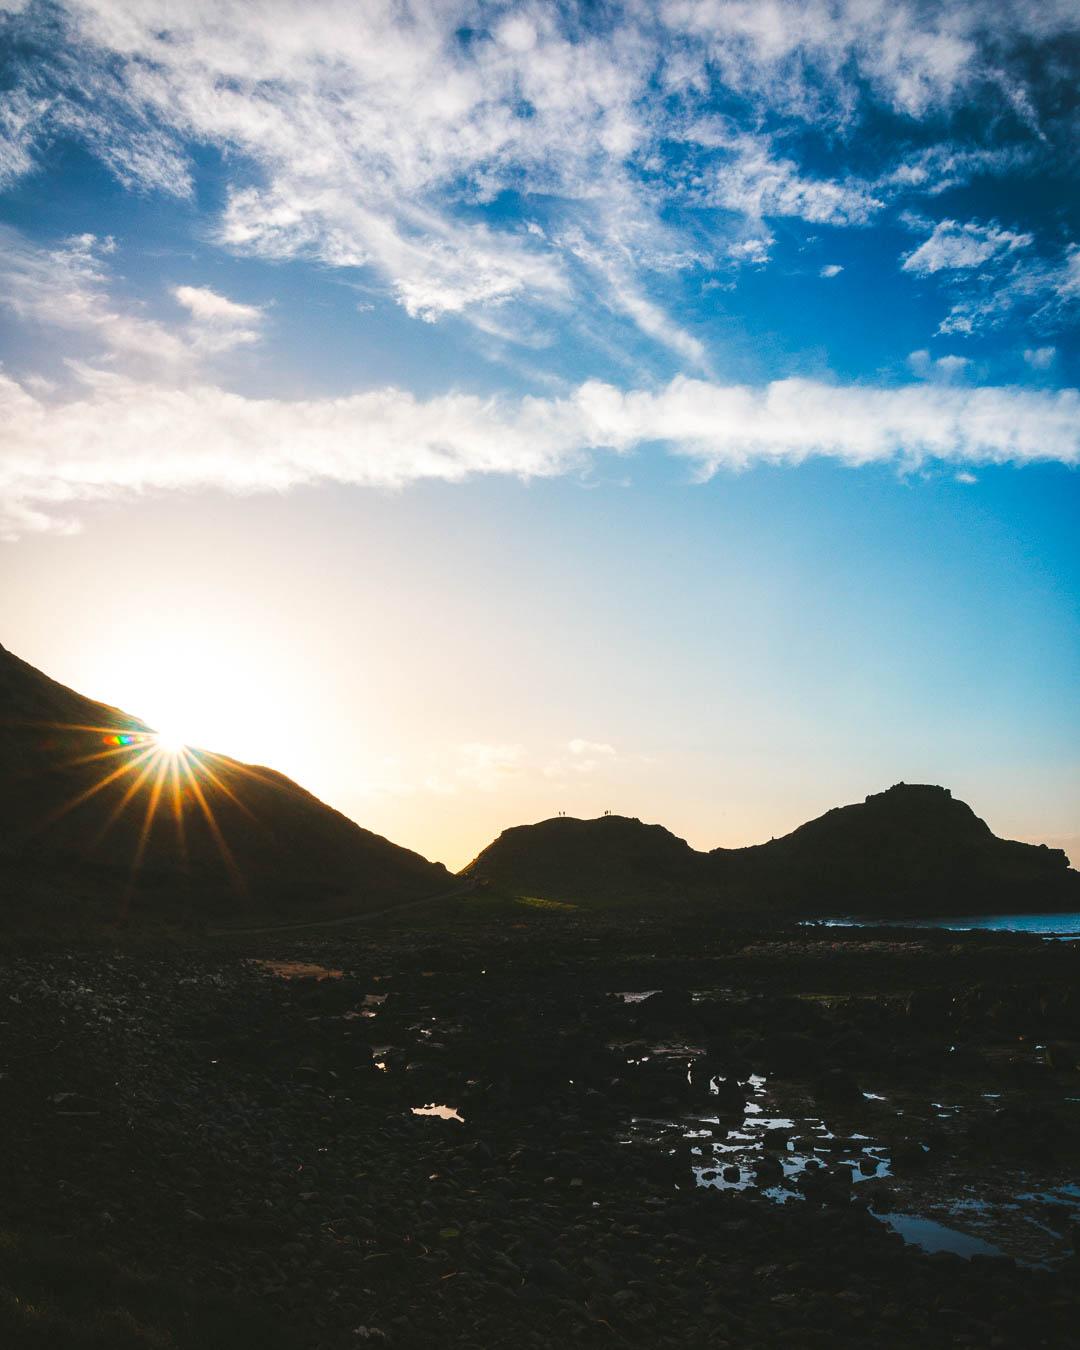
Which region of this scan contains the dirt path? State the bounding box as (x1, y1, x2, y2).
(206, 878, 477, 936)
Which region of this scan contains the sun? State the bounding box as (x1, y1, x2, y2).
(153, 727, 188, 755)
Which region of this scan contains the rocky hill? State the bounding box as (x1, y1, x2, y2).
(713, 784, 1078, 915)
(461, 814, 708, 905)
(0, 643, 449, 932)
(464, 785, 1079, 917)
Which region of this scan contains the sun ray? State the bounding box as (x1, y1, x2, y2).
(185, 749, 259, 823)
(178, 749, 245, 890)
(60, 739, 155, 771)
(40, 743, 158, 829)
(2, 720, 150, 737)
(168, 753, 189, 865)
(118, 753, 171, 919)
(92, 748, 162, 847)
(133, 753, 169, 864)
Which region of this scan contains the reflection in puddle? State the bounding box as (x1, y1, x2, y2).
(627, 1067, 1078, 1267)
(875, 1211, 1005, 1259)
(412, 1104, 465, 1123)
(628, 1071, 898, 1205)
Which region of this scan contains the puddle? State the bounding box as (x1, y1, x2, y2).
(874, 1211, 1005, 1259)
(628, 1070, 895, 1206)
(616, 991, 661, 1003)
(412, 1104, 464, 1123)
(254, 960, 343, 981)
(628, 1068, 1076, 1267)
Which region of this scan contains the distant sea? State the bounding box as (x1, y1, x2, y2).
(805, 912, 1080, 940)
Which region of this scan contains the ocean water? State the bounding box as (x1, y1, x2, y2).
(805, 912, 1080, 939)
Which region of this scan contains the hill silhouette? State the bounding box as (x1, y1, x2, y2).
(4, 643, 1076, 929)
(465, 785, 1079, 917)
(460, 815, 706, 904)
(0, 643, 449, 931)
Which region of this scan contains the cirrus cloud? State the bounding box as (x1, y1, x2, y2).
(1, 0, 1077, 364)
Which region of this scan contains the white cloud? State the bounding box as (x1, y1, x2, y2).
(660, 0, 1076, 122)
(934, 355, 970, 380)
(173, 284, 265, 352)
(902, 219, 1032, 275)
(820, 263, 843, 278)
(569, 739, 617, 758)
(2, 369, 1079, 540)
(729, 236, 773, 265)
(699, 135, 882, 226)
(1024, 346, 1056, 369)
(876, 144, 1029, 197)
(907, 350, 970, 381)
(173, 286, 260, 326)
(3, 1, 1070, 370)
(39, 0, 627, 330)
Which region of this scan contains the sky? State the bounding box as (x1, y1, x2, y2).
(0, 0, 1077, 870)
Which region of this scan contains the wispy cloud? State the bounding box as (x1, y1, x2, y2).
(2, 1, 1076, 367)
(0, 227, 267, 370)
(937, 244, 1080, 336)
(0, 228, 193, 368)
(3, 368, 1078, 539)
(902, 219, 1032, 275)
(454, 743, 525, 793)
(543, 739, 620, 778)
(0, 85, 47, 187)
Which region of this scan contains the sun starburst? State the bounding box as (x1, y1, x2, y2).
(20, 718, 259, 914)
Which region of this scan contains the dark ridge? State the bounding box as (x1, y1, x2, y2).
(0, 643, 449, 932)
(464, 784, 1079, 917)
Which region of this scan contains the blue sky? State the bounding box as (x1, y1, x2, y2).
(0, 1, 1077, 866)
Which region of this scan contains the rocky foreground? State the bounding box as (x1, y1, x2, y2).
(2, 913, 1079, 1349)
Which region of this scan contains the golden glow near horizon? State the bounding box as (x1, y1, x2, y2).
(10, 580, 1078, 874)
